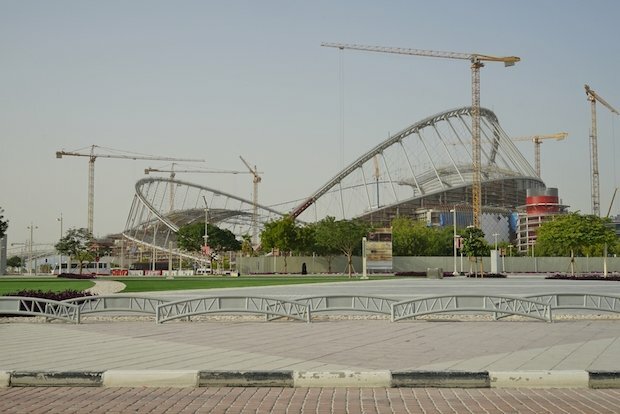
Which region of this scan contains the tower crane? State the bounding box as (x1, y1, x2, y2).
(321, 42, 520, 228)
(144, 164, 253, 212)
(585, 84, 619, 217)
(512, 132, 568, 178)
(239, 156, 262, 247)
(56, 145, 204, 234)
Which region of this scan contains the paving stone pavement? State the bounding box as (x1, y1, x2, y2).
(1, 386, 620, 413)
(2, 277, 620, 412)
(1, 319, 619, 372)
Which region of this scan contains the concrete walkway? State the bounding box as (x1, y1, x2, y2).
(1, 318, 619, 388)
(1, 277, 619, 389)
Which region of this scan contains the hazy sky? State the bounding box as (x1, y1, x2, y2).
(2, 1, 619, 250)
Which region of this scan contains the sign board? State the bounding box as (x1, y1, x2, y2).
(365, 227, 393, 272)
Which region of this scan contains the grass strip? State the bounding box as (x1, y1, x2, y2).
(114, 276, 390, 293)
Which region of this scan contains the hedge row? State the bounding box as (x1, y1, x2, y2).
(58, 273, 97, 280)
(4, 289, 94, 301)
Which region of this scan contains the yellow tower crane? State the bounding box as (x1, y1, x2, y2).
(512, 132, 568, 178)
(239, 156, 263, 247)
(584, 84, 619, 217)
(321, 42, 520, 228)
(144, 164, 253, 212)
(56, 145, 204, 234)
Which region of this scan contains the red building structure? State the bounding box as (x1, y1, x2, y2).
(517, 188, 568, 254)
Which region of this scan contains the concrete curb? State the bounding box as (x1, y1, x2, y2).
(294, 370, 391, 388)
(0, 371, 11, 388)
(489, 370, 589, 388)
(589, 371, 620, 389)
(392, 370, 489, 388)
(102, 370, 199, 388)
(9, 371, 103, 387)
(199, 371, 294, 387)
(1, 370, 619, 388)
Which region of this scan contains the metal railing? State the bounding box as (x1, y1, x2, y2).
(156, 296, 311, 323)
(526, 293, 620, 313)
(0, 296, 80, 323)
(64, 295, 168, 316)
(391, 295, 552, 322)
(296, 295, 398, 319)
(4, 292, 618, 324)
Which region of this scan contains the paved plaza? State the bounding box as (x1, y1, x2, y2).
(1, 276, 619, 412)
(2, 387, 620, 413)
(2, 318, 619, 373)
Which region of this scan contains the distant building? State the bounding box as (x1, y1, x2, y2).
(611, 214, 620, 238)
(516, 188, 568, 254)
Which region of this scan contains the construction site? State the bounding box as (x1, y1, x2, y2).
(5, 44, 620, 275)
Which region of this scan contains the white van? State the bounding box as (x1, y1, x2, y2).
(195, 266, 212, 275)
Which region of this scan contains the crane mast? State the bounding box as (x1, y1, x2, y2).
(239, 156, 262, 247)
(512, 132, 568, 177)
(56, 145, 204, 234)
(321, 42, 519, 228)
(585, 85, 619, 217)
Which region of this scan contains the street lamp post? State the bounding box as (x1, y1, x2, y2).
(27, 223, 38, 275)
(492, 233, 499, 251)
(57, 213, 63, 274)
(202, 196, 209, 268)
(450, 208, 459, 276)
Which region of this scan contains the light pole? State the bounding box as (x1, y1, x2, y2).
(450, 208, 459, 276)
(492, 233, 499, 251)
(361, 237, 368, 279)
(27, 223, 38, 275)
(202, 195, 209, 267)
(57, 213, 63, 274)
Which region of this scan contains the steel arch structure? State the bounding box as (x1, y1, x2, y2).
(292, 106, 543, 223)
(123, 106, 543, 256)
(123, 177, 285, 260)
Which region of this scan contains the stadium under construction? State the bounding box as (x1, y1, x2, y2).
(121, 106, 566, 265)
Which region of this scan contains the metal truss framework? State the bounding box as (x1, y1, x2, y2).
(292, 106, 541, 222)
(0, 297, 80, 323)
(527, 293, 620, 312)
(496, 293, 620, 320)
(64, 295, 168, 315)
(123, 107, 542, 257)
(296, 295, 398, 317)
(391, 295, 552, 322)
(123, 177, 285, 259)
(155, 296, 311, 323)
(4, 293, 617, 324)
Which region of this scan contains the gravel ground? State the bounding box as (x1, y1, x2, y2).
(84, 280, 126, 295)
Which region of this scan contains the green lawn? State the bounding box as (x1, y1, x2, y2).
(115, 276, 391, 293)
(0, 279, 95, 295)
(0, 275, 394, 295)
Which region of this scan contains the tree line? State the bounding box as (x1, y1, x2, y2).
(3, 206, 618, 275)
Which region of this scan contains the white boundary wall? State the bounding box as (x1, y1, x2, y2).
(236, 255, 620, 274)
